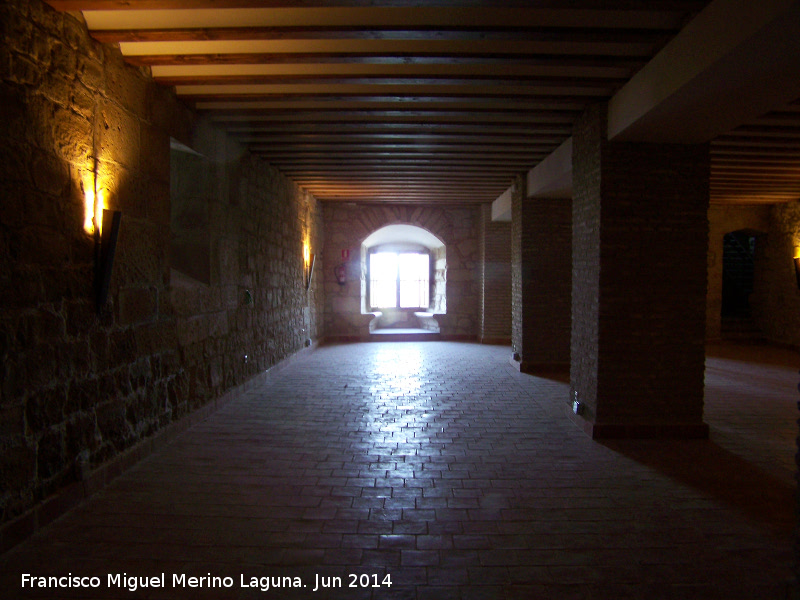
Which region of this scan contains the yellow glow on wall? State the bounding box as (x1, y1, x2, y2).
(95, 188, 105, 235)
(83, 186, 95, 234)
(83, 173, 109, 236)
(303, 242, 310, 266)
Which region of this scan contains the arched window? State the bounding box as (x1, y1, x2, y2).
(361, 224, 446, 317)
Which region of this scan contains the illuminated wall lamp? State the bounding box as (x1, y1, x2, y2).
(304, 244, 316, 291)
(85, 156, 122, 312)
(794, 256, 800, 291)
(95, 209, 121, 313)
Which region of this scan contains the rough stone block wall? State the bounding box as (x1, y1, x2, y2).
(572, 104, 710, 432)
(706, 204, 770, 340)
(751, 201, 800, 348)
(323, 203, 480, 339)
(0, 0, 322, 533)
(479, 205, 511, 344)
(521, 198, 572, 367)
(171, 122, 323, 411)
(0, 0, 191, 525)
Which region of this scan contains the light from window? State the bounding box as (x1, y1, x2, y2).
(370, 252, 398, 308)
(370, 251, 429, 309)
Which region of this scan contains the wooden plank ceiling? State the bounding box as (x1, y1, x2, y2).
(47, 1, 799, 205)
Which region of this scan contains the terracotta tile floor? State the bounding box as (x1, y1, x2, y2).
(1, 340, 797, 599)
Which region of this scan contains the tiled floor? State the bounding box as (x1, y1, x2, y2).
(1, 341, 797, 599)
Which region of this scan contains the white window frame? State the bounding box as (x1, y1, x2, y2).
(368, 248, 431, 310)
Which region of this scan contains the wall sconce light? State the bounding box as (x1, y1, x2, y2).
(304, 244, 315, 290)
(95, 209, 121, 313)
(794, 256, 800, 290)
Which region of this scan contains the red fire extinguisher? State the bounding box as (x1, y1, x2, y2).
(334, 263, 346, 285)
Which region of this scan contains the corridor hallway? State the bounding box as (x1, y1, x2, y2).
(1, 341, 795, 600)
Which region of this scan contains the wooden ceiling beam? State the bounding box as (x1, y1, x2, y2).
(238, 136, 564, 148)
(92, 27, 677, 45)
(194, 98, 590, 111)
(251, 146, 549, 156)
(208, 109, 579, 124)
(228, 131, 570, 143)
(222, 121, 571, 131)
(46, 1, 710, 10)
(117, 38, 658, 60)
(288, 172, 514, 179)
(159, 76, 627, 90)
(175, 86, 612, 101)
(276, 164, 539, 172)
(150, 62, 633, 80)
(130, 53, 650, 68)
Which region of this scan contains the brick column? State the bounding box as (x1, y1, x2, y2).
(570, 104, 710, 439)
(511, 182, 572, 372)
(511, 176, 525, 358)
(479, 204, 511, 345)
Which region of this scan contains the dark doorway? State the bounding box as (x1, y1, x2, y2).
(722, 231, 755, 319)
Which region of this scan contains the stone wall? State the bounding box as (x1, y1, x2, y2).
(750, 201, 800, 348)
(171, 122, 323, 413)
(323, 203, 480, 339)
(706, 202, 800, 348)
(706, 204, 770, 340)
(0, 0, 322, 538)
(479, 205, 511, 345)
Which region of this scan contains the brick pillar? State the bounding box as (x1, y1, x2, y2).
(570, 104, 710, 439)
(521, 198, 572, 372)
(479, 204, 511, 345)
(511, 176, 525, 358)
(511, 181, 572, 372)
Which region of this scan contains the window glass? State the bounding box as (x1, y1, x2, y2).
(370, 252, 398, 308)
(370, 251, 429, 309)
(399, 253, 429, 308)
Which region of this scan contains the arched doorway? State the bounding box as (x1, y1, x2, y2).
(721, 229, 765, 339)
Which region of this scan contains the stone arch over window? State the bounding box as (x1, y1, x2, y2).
(360, 224, 446, 332)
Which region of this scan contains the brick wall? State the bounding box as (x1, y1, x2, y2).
(323, 203, 480, 339)
(511, 176, 525, 355)
(521, 198, 572, 368)
(0, 0, 321, 536)
(479, 205, 511, 344)
(570, 106, 603, 416)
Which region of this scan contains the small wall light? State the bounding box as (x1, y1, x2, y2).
(83, 185, 96, 235)
(794, 256, 800, 290)
(95, 208, 121, 312)
(304, 244, 316, 290)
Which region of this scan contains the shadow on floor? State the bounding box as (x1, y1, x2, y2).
(602, 438, 795, 535)
(706, 340, 799, 369)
